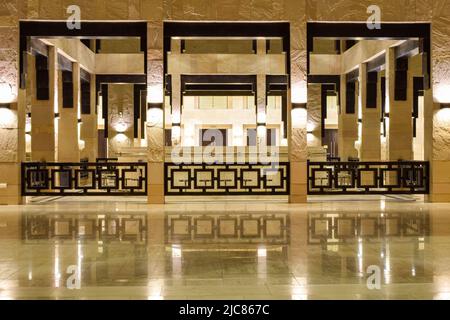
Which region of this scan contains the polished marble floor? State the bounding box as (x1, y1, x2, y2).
(0, 195, 450, 300)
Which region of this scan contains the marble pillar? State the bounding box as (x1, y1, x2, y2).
(170, 39, 181, 146)
(386, 48, 413, 161)
(257, 73, 267, 147)
(307, 83, 322, 148)
(57, 62, 80, 162)
(30, 50, 55, 162)
(359, 63, 381, 161)
(256, 40, 267, 147)
(147, 20, 165, 204)
(80, 75, 98, 162)
(289, 95, 307, 203)
(338, 75, 358, 161)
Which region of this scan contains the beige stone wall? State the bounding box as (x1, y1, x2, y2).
(1, 0, 450, 203)
(107, 84, 134, 158)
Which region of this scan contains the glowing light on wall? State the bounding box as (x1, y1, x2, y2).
(292, 81, 307, 104)
(147, 107, 164, 127)
(172, 125, 181, 142)
(257, 112, 267, 124)
(257, 125, 266, 138)
(172, 112, 181, 126)
(436, 107, 450, 123)
(0, 82, 15, 103)
(0, 108, 17, 127)
(147, 84, 164, 104)
(78, 140, 85, 151)
(114, 133, 128, 143)
(114, 112, 128, 133)
(434, 84, 450, 103)
(291, 107, 307, 129)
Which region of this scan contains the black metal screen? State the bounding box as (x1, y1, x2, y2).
(307, 161, 429, 195)
(165, 162, 290, 196)
(21, 162, 147, 196)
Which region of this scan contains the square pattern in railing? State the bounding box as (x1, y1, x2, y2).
(307, 161, 429, 195)
(165, 163, 290, 195)
(21, 162, 147, 196)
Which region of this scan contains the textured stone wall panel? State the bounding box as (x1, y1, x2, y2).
(433, 111, 450, 160)
(19, 0, 38, 19)
(142, 0, 163, 21)
(147, 126, 164, 162)
(148, 22, 163, 50)
(306, 0, 418, 22)
(0, 128, 18, 162)
(291, 128, 307, 161)
(38, 0, 64, 19)
(147, 59, 163, 88)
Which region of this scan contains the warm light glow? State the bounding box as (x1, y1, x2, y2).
(281, 138, 288, 146)
(78, 140, 85, 151)
(257, 112, 267, 124)
(115, 133, 128, 143)
(0, 82, 15, 103)
(171, 245, 182, 258)
(292, 81, 307, 103)
(114, 112, 128, 133)
(172, 112, 181, 125)
(257, 125, 266, 138)
(147, 108, 164, 127)
(257, 248, 267, 257)
(291, 108, 307, 129)
(358, 122, 362, 141)
(0, 108, 16, 127)
(172, 125, 181, 142)
(147, 84, 164, 103)
(306, 122, 316, 133)
(436, 107, 450, 123)
(435, 84, 450, 103)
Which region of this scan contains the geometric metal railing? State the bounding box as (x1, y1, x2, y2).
(21, 162, 147, 196)
(308, 161, 430, 195)
(165, 162, 290, 196)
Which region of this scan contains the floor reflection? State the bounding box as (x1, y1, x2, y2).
(0, 200, 449, 299)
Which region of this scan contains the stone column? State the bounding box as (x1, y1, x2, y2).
(386, 48, 413, 161)
(58, 62, 80, 162)
(80, 74, 98, 162)
(256, 74, 267, 147)
(289, 98, 307, 203)
(147, 22, 165, 204)
(359, 63, 381, 161)
(256, 40, 267, 148)
(170, 39, 181, 146)
(307, 83, 322, 147)
(171, 74, 181, 146)
(338, 75, 358, 161)
(0, 17, 24, 205)
(30, 50, 55, 162)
